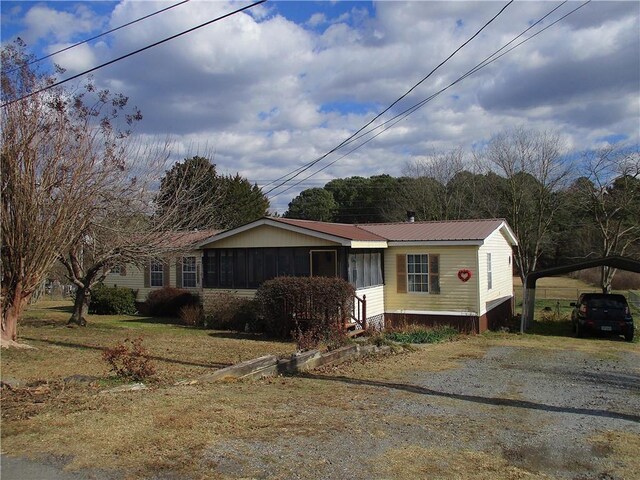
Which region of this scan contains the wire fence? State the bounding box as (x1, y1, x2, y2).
(628, 291, 640, 308)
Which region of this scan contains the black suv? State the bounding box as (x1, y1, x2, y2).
(571, 293, 634, 342)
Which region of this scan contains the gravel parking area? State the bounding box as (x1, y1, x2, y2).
(3, 339, 639, 479)
(205, 343, 640, 479)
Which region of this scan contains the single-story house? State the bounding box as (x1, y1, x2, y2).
(104, 229, 219, 301)
(105, 217, 517, 333)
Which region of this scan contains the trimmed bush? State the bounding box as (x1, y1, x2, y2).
(203, 292, 257, 331)
(255, 276, 355, 340)
(144, 287, 200, 319)
(89, 284, 136, 315)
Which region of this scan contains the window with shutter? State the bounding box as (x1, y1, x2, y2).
(182, 256, 196, 288)
(150, 260, 163, 287)
(400, 253, 441, 294)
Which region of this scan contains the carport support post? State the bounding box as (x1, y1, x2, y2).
(521, 286, 536, 333)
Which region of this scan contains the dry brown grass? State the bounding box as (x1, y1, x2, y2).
(369, 446, 548, 479)
(587, 430, 640, 479)
(2, 300, 295, 384)
(2, 299, 639, 479)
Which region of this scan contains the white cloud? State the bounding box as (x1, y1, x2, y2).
(6, 1, 638, 213)
(21, 4, 100, 44)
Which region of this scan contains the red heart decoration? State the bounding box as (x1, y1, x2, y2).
(458, 269, 472, 282)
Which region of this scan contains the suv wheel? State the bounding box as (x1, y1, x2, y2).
(576, 322, 584, 338)
(624, 332, 634, 343)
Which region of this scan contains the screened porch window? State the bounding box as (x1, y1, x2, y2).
(203, 247, 311, 289)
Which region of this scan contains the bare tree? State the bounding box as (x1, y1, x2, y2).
(1, 41, 141, 346)
(574, 145, 640, 292)
(60, 153, 223, 326)
(478, 127, 571, 281)
(398, 148, 468, 221)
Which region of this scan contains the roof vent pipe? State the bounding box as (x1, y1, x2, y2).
(407, 210, 415, 223)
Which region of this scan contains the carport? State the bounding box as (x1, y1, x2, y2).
(520, 256, 640, 332)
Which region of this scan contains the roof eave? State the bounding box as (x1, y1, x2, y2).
(198, 218, 353, 248)
(498, 221, 519, 246)
(387, 240, 484, 247)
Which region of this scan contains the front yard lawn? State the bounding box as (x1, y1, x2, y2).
(2, 300, 296, 385)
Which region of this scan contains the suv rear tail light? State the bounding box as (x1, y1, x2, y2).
(625, 306, 630, 315)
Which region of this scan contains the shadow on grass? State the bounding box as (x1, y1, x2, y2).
(46, 305, 74, 314)
(300, 373, 640, 424)
(529, 319, 574, 337)
(529, 319, 631, 343)
(20, 337, 231, 369)
(120, 316, 181, 326)
(207, 331, 290, 343)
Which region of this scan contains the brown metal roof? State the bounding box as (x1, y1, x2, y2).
(159, 229, 221, 248)
(356, 219, 509, 242)
(272, 217, 387, 242)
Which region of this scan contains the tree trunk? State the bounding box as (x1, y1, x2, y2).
(601, 266, 614, 294)
(1, 285, 28, 347)
(68, 287, 90, 326)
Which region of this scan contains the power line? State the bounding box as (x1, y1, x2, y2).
(2, 0, 266, 107)
(260, 0, 514, 196)
(6, 0, 192, 74)
(268, 0, 589, 201)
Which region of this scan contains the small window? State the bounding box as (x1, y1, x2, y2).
(111, 265, 121, 274)
(182, 256, 196, 288)
(150, 260, 164, 287)
(487, 253, 493, 290)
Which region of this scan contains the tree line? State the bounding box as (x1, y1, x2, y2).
(285, 129, 640, 289)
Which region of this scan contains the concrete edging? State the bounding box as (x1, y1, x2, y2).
(178, 344, 392, 385)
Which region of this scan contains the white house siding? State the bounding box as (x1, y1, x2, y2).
(477, 229, 514, 315)
(355, 284, 385, 328)
(201, 224, 339, 249)
(102, 253, 204, 302)
(384, 245, 480, 315)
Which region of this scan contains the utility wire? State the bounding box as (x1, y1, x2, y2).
(260, 0, 514, 195)
(2, 0, 266, 107)
(6, 0, 192, 74)
(268, 0, 589, 201)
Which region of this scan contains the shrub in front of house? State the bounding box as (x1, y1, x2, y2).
(385, 324, 458, 344)
(144, 287, 200, 319)
(89, 284, 137, 315)
(203, 292, 258, 331)
(255, 276, 355, 343)
(179, 304, 205, 327)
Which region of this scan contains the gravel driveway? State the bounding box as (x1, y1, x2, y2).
(4, 341, 639, 479)
(205, 343, 640, 479)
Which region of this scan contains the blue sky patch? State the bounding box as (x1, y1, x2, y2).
(320, 100, 378, 116)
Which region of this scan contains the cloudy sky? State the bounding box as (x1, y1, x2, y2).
(2, 0, 639, 213)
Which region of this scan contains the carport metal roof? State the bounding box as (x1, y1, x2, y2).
(521, 255, 640, 332)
